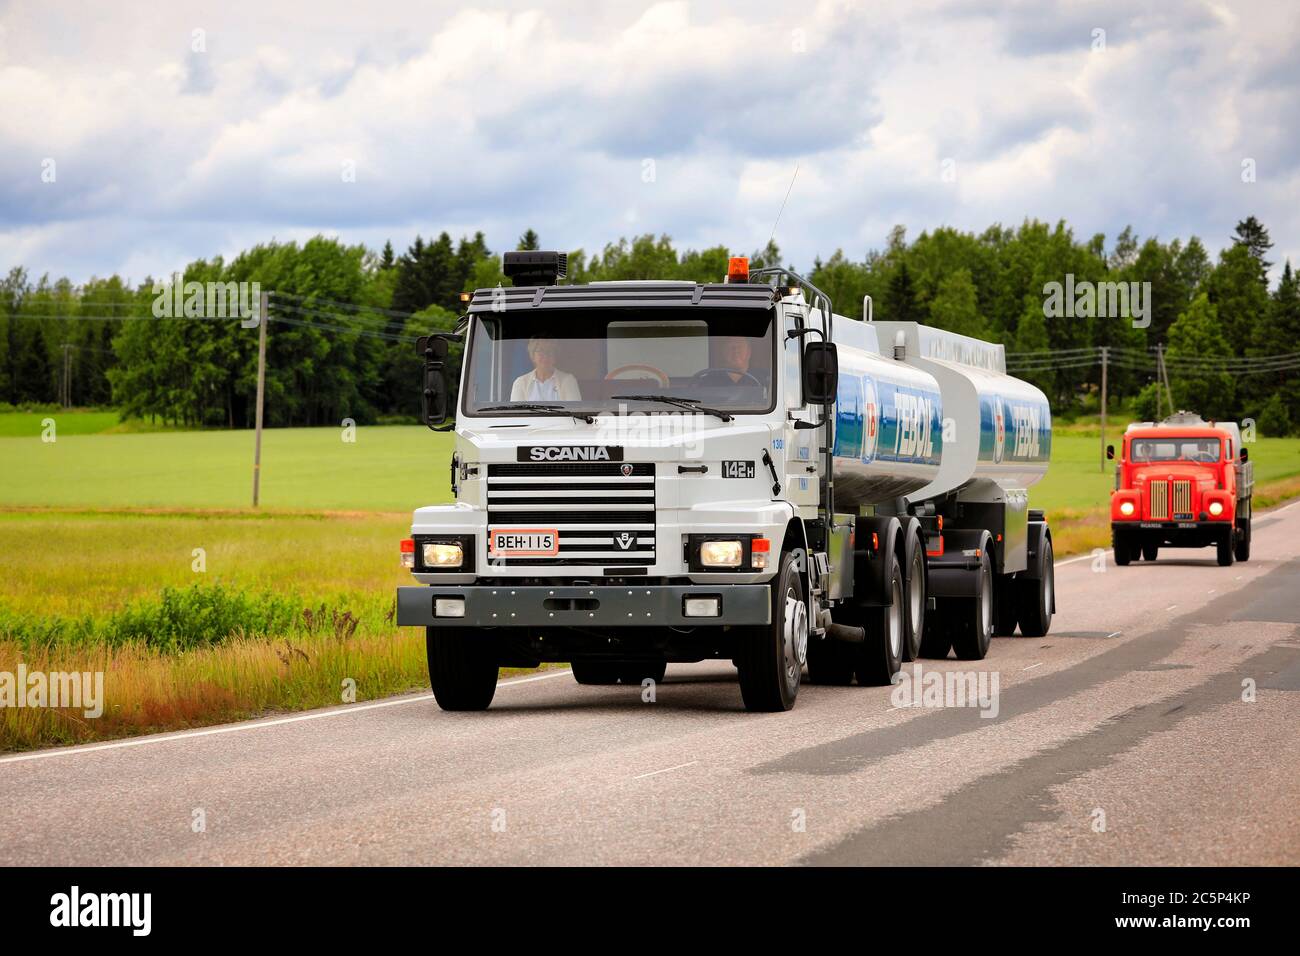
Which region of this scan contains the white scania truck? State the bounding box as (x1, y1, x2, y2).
(397, 251, 1055, 712)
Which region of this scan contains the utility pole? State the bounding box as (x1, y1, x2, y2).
(1156, 343, 1174, 418)
(60, 343, 72, 407)
(1099, 346, 1108, 472)
(252, 290, 269, 507)
(1155, 343, 1165, 419)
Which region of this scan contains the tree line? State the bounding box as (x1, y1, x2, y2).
(1, 216, 1296, 434)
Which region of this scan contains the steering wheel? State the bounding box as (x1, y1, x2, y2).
(605, 364, 670, 387)
(691, 367, 764, 388)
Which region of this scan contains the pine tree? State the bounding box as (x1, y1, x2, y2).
(1232, 216, 1273, 274)
(380, 241, 395, 270)
(884, 262, 920, 322)
(517, 229, 539, 251)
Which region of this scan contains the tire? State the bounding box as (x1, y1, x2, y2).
(1141, 543, 1159, 562)
(901, 531, 927, 661)
(1234, 519, 1251, 562)
(571, 661, 622, 685)
(919, 603, 952, 659)
(1016, 535, 1053, 638)
(854, 551, 904, 686)
(807, 635, 854, 685)
(1217, 531, 1235, 567)
(1113, 529, 1132, 566)
(618, 662, 667, 686)
(426, 627, 498, 711)
(737, 550, 805, 712)
(950, 548, 994, 661)
(993, 573, 1018, 636)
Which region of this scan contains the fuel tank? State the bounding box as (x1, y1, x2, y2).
(869, 321, 1052, 501)
(829, 317, 943, 506)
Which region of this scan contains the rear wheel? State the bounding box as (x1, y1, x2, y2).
(901, 532, 927, 661)
(855, 551, 904, 686)
(951, 549, 994, 660)
(426, 627, 499, 711)
(1141, 542, 1159, 561)
(993, 573, 1018, 636)
(1016, 536, 1053, 638)
(737, 550, 805, 712)
(1217, 530, 1235, 567)
(807, 635, 854, 685)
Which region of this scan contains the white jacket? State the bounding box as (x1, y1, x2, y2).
(510, 369, 582, 402)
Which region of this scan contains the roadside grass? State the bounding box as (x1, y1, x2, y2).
(2, 426, 1299, 751)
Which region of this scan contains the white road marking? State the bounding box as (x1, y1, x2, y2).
(1106, 631, 1122, 638)
(0, 668, 575, 767)
(1023, 662, 1043, 671)
(1054, 553, 1096, 567)
(631, 760, 698, 780)
(1166, 605, 1178, 611)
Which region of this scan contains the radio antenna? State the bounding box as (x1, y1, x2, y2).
(766, 164, 799, 254)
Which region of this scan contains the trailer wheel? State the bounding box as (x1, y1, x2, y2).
(950, 549, 994, 660)
(1234, 518, 1251, 562)
(737, 550, 804, 712)
(1141, 543, 1159, 561)
(426, 627, 499, 711)
(855, 551, 904, 685)
(1016, 536, 1053, 638)
(902, 532, 927, 661)
(993, 574, 1018, 636)
(1216, 530, 1235, 567)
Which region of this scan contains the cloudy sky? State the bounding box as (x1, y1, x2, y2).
(2, 0, 1297, 285)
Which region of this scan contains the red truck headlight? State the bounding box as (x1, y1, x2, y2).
(1119, 500, 1136, 517)
(1208, 500, 1224, 517)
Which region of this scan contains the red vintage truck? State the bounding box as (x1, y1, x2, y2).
(1107, 412, 1253, 567)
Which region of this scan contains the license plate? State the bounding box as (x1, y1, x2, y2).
(489, 529, 559, 556)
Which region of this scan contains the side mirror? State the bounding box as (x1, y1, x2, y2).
(1105, 444, 1115, 460)
(802, 341, 838, 405)
(1239, 447, 1249, 463)
(418, 335, 451, 428)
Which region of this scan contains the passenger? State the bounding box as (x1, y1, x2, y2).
(511, 336, 581, 402)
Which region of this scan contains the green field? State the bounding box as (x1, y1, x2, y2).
(3, 411, 1299, 514)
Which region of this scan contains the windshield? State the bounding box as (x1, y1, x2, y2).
(1130, 438, 1221, 463)
(461, 307, 776, 416)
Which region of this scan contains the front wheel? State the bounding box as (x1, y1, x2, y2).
(901, 531, 927, 661)
(1113, 528, 1132, 566)
(1141, 542, 1159, 561)
(1234, 519, 1251, 562)
(736, 551, 805, 712)
(1216, 531, 1235, 567)
(427, 627, 499, 711)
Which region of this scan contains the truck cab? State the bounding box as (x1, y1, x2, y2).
(1108, 412, 1253, 567)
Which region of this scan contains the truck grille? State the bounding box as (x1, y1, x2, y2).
(486, 462, 655, 567)
(1149, 481, 1169, 520)
(1173, 480, 1192, 519)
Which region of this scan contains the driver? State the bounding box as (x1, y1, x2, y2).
(511, 336, 581, 402)
(717, 336, 754, 383)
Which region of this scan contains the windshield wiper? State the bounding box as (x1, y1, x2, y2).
(478, 403, 595, 424)
(610, 394, 733, 422)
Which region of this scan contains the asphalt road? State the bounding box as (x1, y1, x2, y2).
(3, 503, 1299, 866)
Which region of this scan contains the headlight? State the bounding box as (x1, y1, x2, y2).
(699, 540, 744, 568)
(1208, 500, 1224, 517)
(423, 542, 464, 567)
(1119, 500, 1135, 516)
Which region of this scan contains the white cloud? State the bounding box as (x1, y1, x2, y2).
(0, 0, 1297, 284)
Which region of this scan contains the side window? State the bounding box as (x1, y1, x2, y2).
(784, 311, 802, 409)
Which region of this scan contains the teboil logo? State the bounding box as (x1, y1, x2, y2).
(0, 666, 103, 718)
(520, 445, 623, 462)
(50, 886, 151, 936)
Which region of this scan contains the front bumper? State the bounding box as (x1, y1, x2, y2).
(397, 584, 773, 628)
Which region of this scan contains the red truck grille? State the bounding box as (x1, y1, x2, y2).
(1149, 481, 1169, 520)
(1147, 480, 1194, 520)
